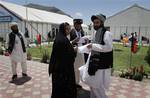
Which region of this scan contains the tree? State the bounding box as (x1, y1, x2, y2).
(145, 46, 150, 66)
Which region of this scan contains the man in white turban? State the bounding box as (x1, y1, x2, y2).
(6, 22, 28, 80)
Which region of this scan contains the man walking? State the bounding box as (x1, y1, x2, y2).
(6, 22, 28, 80)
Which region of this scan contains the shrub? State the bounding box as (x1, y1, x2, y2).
(27, 51, 32, 60)
(119, 66, 144, 81)
(0, 37, 3, 42)
(0, 48, 3, 55)
(41, 50, 49, 63)
(0, 45, 5, 55)
(145, 46, 150, 66)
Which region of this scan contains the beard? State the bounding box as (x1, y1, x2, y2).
(75, 28, 81, 32)
(12, 29, 19, 34)
(94, 26, 100, 30)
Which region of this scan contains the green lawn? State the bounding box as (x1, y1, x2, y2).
(27, 44, 52, 59)
(27, 43, 150, 72)
(113, 44, 150, 73)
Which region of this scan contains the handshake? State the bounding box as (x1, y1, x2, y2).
(72, 37, 90, 44)
(73, 43, 92, 54)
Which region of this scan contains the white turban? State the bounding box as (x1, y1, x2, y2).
(10, 22, 18, 27)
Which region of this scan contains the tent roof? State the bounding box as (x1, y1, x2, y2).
(0, 1, 87, 27)
(25, 3, 72, 18)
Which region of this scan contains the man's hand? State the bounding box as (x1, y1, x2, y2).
(72, 37, 80, 44)
(74, 46, 78, 52)
(84, 38, 89, 44)
(87, 43, 92, 49)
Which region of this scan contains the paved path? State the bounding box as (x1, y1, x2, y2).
(0, 55, 150, 98)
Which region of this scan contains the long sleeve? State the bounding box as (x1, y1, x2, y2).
(49, 45, 56, 75)
(5, 34, 9, 49)
(91, 31, 113, 52)
(77, 44, 90, 54)
(21, 32, 27, 47)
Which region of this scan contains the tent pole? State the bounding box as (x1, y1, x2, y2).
(130, 50, 132, 67)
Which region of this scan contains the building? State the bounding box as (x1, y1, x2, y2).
(105, 4, 150, 41)
(0, 1, 88, 42)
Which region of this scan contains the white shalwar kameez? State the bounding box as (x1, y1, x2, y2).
(6, 32, 27, 75)
(74, 30, 85, 83)
(78, 31, 113, 98)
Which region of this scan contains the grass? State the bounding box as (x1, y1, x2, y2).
(27, 44, 52, 59)
(27, 43, 150, 72)
(113, 44, 150, 73)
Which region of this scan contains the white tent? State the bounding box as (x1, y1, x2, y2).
(0, 1, 87, 41)
(105, 4, 150, 41)
(0, 0, 73, 24)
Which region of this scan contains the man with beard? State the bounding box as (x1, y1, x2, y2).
(6, 22, 28, 81)
(70, 19, 88, 88)
(86, 14, 113, 98)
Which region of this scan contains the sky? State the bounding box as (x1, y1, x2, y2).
(3, 0, 150, 24)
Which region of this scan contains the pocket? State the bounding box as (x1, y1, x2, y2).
(88, 55, 100, 75)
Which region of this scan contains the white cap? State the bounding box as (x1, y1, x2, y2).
(10, 22, 18, 27)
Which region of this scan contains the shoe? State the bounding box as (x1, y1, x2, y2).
(12, 74, 17, 80)
(22, 73, 28, 77)
(76, 84, 82, 89)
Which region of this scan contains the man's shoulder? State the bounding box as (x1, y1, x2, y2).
(81, 29, 85, 35)
(105, 31, 112, 38)
(9, 32, 13, 34)
(19, 32, 24, 36)
(105, 31, 112, 34)
(70, 29, 76, 33)
(8, 32, 14, 36)
(70, 29, 76, 38)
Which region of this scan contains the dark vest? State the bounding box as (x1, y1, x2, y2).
(70, 29, 85, 46)
(7, 32, 26, 54)
(88, 28, 113, 75)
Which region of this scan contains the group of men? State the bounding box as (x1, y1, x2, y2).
(6, 13, 113, 98)
(70, 14, 113, 98)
